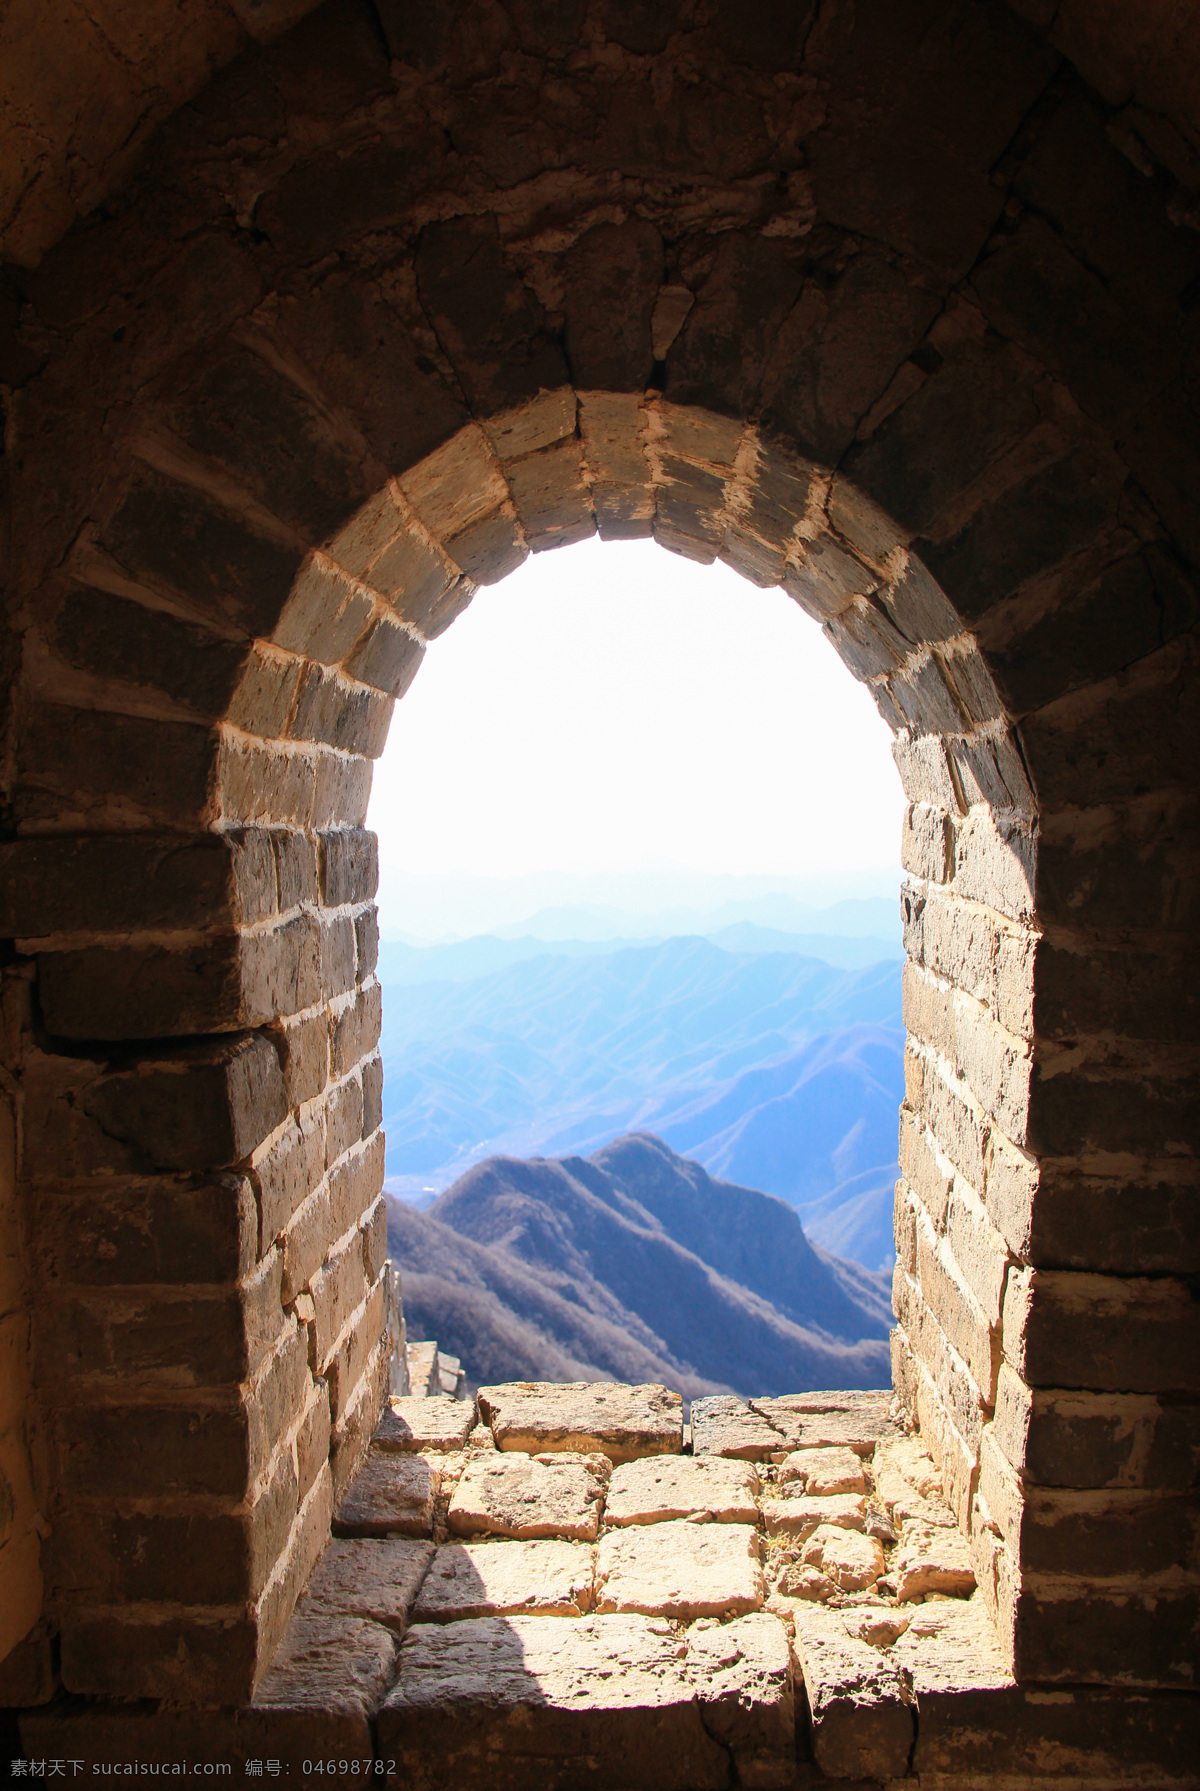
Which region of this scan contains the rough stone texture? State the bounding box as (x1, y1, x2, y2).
(894, 1524, 978, 1602)
(251, 1603, 397, 1756)
(413, 1539, 593, 1622)
(690, 1396, 785, 1461)
(478, 1382, 683, 1462)
(378, 1614, 732, 1791)
(376, 1395, 476, 1454)
(447, 1451, 609, 1542)
(379, 1610, 794, 1791)
(778, 1446, 867, 1496)
(333, 1449, 440, 1539)
(605, 1454, 759, 1526)
(299, 1535, 434, 1634)
(595, 1518, 764, 1620)
(800, 1524, 887, 1594)
(761, 1494, 869, 1540)
(790, 1605, 915, 1780)
(751, 1393, 903, 1456)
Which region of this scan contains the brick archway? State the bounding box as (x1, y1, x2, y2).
(2, 0, 1197, 1714)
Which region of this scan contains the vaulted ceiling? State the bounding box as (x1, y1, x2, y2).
(2, 0, 1200, 270)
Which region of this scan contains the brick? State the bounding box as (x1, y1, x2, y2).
(165, 344, 372, 541)
(55, 1402, 252, 1500)
(901, 802, 952, 883)
(311, 751, 372, 829)
(325, 1072, 365, 1170)
(504, 439, 594, 551)
(101, 462, 304, 638)
(225, 646, 303, 738)
(240, 911, 324, 1022)
(287, 664, 391, 757)
(33, 1173, 257, 1288)
(279, 1010, 330, 1107)
(330, 982, 382, 1077)
(60, 1607, 260, 1704)
(271, 553, 376, 665)
(361, 1053, 383, 1137)
(992, 1366, 1200, 1491)
(280, 1184, 332, 1307)
(295, 1379, 332, 1504)
(328, 1134, 385, 1239)
(668, 234, 803, 418)
(327, 1278, 387, 1425)
(361, 1195, 388, 1285)
(344, 612, 425, 697)
(255, 1110, 326, 1246)
(17, 702, 214, 831)
(1004, 1269, 1200, 1394)
(1023, 1164, 1200, 1276)
(355, 907, 380, 979)
(47, 1448, 298, 1606)
(320, 910, 359, 998)
(562, 220, 662, 391)
(318, 828, 379, 906)
(0, 832, 239, 940)
(78, 1034, 289, 1172)
(310, 1231, 370, 1369)
(922, 435, 1125, 622)
(217, 736, 316, 830)
(37, 1277, 281, 1389)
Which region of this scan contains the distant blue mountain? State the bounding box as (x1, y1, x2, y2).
(378, 936, 904, 1270)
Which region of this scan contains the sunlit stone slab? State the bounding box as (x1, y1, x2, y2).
(595, 1517, 763, 1619)
(605, 1453, 759, 1526)
(478, 1381, 683, 1462)
(334, 1450, 441, 1538)
(447, 1450, 609, 1540)
(413, 1539, 594, 1621)
(376, 1396, 478, 1453)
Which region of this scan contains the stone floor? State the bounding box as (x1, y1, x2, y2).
(18, 1384, 1198, 1787)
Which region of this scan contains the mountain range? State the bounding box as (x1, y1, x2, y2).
(387, 1134, 892, 1402)
(379, 934, 904, 1270)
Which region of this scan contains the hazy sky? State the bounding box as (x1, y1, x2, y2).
(368, 536, 903, 884)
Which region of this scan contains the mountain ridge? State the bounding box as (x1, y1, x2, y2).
(388, 1133, 892, 1401)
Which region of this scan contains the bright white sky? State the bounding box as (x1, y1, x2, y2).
(368, 536, 903, 883)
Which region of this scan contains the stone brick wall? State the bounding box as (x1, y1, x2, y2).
(1, 0, 1197, 1702)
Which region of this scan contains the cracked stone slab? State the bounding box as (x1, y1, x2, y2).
(684, 1613, 795, 1786)
(378, 1613, 733, 1790)
(750, 1392, 902, 1456)
(376, 1396, 478, 1453)
(777, 1444, 866, 1495)
(334, 1449, 441, 1538)
(413, 1539, 594, 1621)
(760, 1492, 868, 1540)
(800, 1523, 886, 1593)
(253, 1606, 397, 1754)
(478, 1381, 683, 1462)
(447, 1450, 609, 1540)
(300, 1536, 435, 1634)
(790, 1605, 914, 1780)
(595, 1516, 763, 1619)
(605, 1453, 759, 1526)
(690, 1395, 784, 1460)
(894, 1523, 977, 1601)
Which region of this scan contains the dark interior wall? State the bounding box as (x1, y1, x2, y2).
(0, 0, 1197, 1702)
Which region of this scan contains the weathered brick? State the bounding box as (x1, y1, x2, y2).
(271, 553, 375, 666)
(901, 802, 952, 883)
(320, 911, 358, 999)
(318, 830, 379, 907)
(254, 1112, 326, 1246)
(310, 1232, 370, 1370)
(361, 1054, 384, 1138)
(33, 1175, 257, 1288)
(1004, 1268, 1200, 1394)
(325, 1073, 365, 1171)
(329, 1134, 385, 1241)
(330, 982, 383, 1079)
(993, 1366, 1200, 1491)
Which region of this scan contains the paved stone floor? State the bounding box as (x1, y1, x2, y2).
(19, 1384, 1198, 1787)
